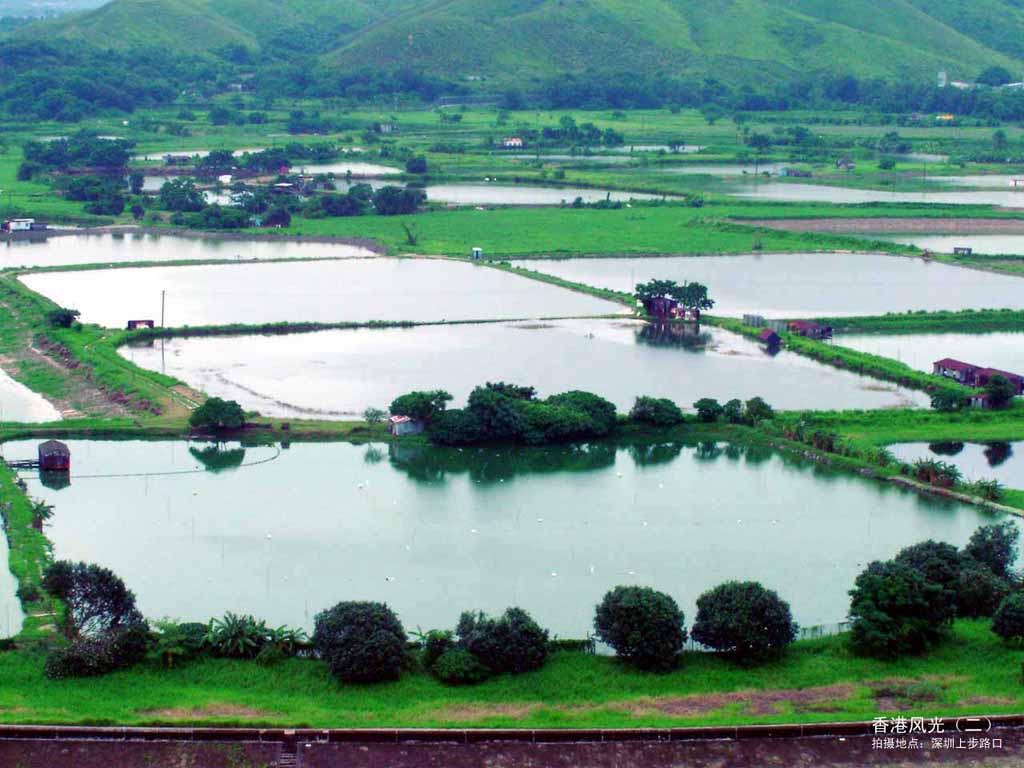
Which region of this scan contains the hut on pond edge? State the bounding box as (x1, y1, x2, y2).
(388, 415, 425, 437)
(38, 440, 70, 472)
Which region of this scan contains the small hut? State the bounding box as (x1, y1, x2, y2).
(38, 440, 70, 472)
(388, 415, 425, 436)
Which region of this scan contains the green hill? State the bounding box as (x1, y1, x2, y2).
(10, 0, 1024, 91)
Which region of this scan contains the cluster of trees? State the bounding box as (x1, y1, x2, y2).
(848, 523, 1020, 658)
(635, 279, 715, 316)
(391, 383, 619, 447)
(188, 397, 245, 431)
(693, 397, 774, 425)
(538, 116, 624, 147)
(60, 175, 126, 215)
(23, 133, 134, 170)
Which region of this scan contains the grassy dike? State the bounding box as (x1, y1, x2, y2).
(820, 309, 1024, 335)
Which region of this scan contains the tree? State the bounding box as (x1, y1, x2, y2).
(676, 282, 715, 314)
(159, 178, 205, 212)
(130, 203, 145, 221)
(964, 522, 1020, 580)
(128, 172, 144, 195)
(722, 399, 744, 424)
(263, 207, 291, 228)
(188, 397, 245, 430)
(993, 129, 1008, 151)
(313, 601, 407, 682)
(930, 389, 967, 412)
(46, 307, 80, 328)
(373, 186, 426, 215)
(362, 407, 386, 424)
(993, 593, 1024, 643)
(389, 390, 452, 423)
(693, 398, 723, 423)
(894, 540, 962, 598)
(977, 66, 1014, 86)
(630, 396, 684, 426)
(744, 397, 774, 423)
(956, 559, 1010, 618)
(546, 390, 617, 436)
(42, 561, 143, 640)
(691, 581, 797, 661)
(847, 560, 954, 658)
(405, 156, 428, 174)
(985, 374, 1017, 409)
(594, 586, 686, 671)
(456, 607, 549, 675)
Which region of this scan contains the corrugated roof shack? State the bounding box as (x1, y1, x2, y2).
(37, 440, 70, 472)
(388, 415, 425, 437)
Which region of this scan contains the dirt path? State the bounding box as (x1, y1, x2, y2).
(737, 217, 1024, 234)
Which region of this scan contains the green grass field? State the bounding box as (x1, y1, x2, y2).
(0, 621, 1017, 728)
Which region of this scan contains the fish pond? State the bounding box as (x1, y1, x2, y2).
(422, 184, 668, 206)
(867, 234, 1024, 256)
(21, 259, 621, 327)
(888, 442, 1024, 488)
(0, 369, 60, 423)
(1, 232, 378, 269)
(121, 320, 927, 418)
(729, 181, 1024, 206)
(837, 331, 1024, 376)
(513, 253, 1024, 318)
(4, 438, 1005, 636)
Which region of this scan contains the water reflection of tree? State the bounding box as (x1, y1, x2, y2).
(694, 441, 724, 461)
(984, 442, 1013, 468)
(363, 446, 385, 464)
(388, 442, 617, 485)
(744, 443, 774, 465)
(928, 441, 965, 457)
(628, 442, 684, 467)
(189, 444, 246, 473)
(635, 323, 711, 350)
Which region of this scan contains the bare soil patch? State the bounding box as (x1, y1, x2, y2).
(612, 683, 858, 718)
(138, 703, 281, 720)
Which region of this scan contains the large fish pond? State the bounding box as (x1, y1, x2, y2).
(0, 232, 378, 269)
(3, 438, 1008, 637)
(20, 259, 621, 327)
(513, 253, 1024, 318)
(121, 320, 927, 418)
(0, 369, 61, 424)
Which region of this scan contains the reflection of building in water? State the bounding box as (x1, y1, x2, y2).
(636, 322, 710, 349)
(38, 470, 71, 491)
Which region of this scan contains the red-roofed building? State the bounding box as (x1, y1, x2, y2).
(757, 328, 781, 346)
(976, 368, 1024, 395)
(933, 358, 980, 384)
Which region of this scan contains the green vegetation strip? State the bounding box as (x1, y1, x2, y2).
(821, 309, 1024, 335)
(0, 621, 1017, 728)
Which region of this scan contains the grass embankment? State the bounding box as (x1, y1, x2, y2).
(821, 309, 1024, 334)
(0, 620, 1016, 728)
(798, 404, 1024, 446)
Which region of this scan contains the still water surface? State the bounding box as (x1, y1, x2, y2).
(121, 320, 927, 417)
(514, 253, 1024, 317)
(21, 259, 621, 327)
(838, 332, 1024, 376)
(1, 233, 377, 269)
(731, 182, 1024, 206)
(869, 234, 1024, 256)
(0, 369, 60, 423)
(5, 439, 1003, 635)
(889, 442, 1024, 488)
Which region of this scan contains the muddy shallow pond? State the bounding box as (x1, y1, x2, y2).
(21, 259, 621, 327)
(837, 331, 1024, 376)
(121, 320, 927, 418)
(4, 438, 1004, 635)
(889, 442, 1024, 488)
(513, 253, 1024, 317)
(1, 232, 378, 269)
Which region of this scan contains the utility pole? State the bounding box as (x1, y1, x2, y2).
(160, 290, 166, 328)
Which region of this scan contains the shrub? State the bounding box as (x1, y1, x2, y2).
(993, 593, 1024, 643)
(546, 391, 617, 436)
(456, 607, 549, 675)
(44, 621, 150, 679)
(848, 560, 954, 658)
(432, 649, 491, 685)
(985, 374, 1017, 410)
(691, 581, 797, 661)
(957, 560, 1010, 618)
(313, 601, 407, 683)
(46, 308, 80, 329)
(189, 397, 245, 430)
(429, 408, 484, 446)
(894, 540, 962, 597)
(744, 397, 774, 422)
(405, 156, 428, 174)
(594, 586, 686, 671)
(965, 522, 1020, 580)
(693, 398, 723, 423)
(630, 396, 684, 426)
(15, 584, 41, 603)
(389, 390, 452, 423)
(421, 630, 454, 670)
(205, 612, 269, 659)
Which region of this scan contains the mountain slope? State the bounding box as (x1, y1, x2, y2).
(12, 0, 1024, 87)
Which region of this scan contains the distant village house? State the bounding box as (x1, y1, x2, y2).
(932, 358, 1024, 394)
(788, 320, 833, 340)
(502, 137, 525, 149)
(388, 415, 425, 437)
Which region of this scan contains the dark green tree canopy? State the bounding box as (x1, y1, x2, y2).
(188, 397, 245, 430)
